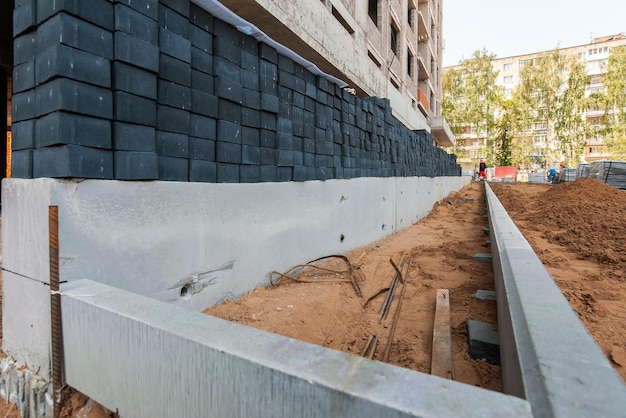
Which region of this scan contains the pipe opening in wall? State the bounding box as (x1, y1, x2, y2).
(180, 285, 192, 300)
(340, 234, 345, 243)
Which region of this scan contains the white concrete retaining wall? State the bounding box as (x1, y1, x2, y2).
(60, 279, 531, 418)
(2, 176, 469, 380)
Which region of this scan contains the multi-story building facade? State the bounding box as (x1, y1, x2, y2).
(449, 33, 626, 173)
(218, 0, 454, 147)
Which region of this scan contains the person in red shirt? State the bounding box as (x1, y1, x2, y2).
(478, 159, 487, 180)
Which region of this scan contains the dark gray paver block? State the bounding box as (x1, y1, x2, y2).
(11, 120, 36, 150)
(12, 60, 35, 93)
(10, 149, 34, 179)
(114, 31, 159, 72)
(114, 91, 156, 126)
(112, 0, 158, 20)
(33, 145, 113, 179)
(38, 0, 114, 30)
(113, 61, 156, 99)
(37, 78, 113, 119)
(157, 155, 188, 181)
(475, 290, 496, 301)
(37, 43, 111, 88)
(474, 253, 492, 262)
(468, 320, 500, 365)
(114, 151, 158, 180)
(115, 3, 158, 44)
(189, 159, 217, 182)
(156, 130, 188, 158)
(159, 54, 191, 86)
(113, 122, 156, 151)
(160, 28, 191, 63)
(38, 13, 113, 59)
(36, 111, 112, 149)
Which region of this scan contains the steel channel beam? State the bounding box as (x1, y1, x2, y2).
(485, 183, 626, 417)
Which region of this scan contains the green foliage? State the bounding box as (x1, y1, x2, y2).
(594, 46, 626, 157)
(492, 100, 515, 166)
(443, 45, 626, 167)
(514, 50, 588, 166)
(442, 49, 501, 157)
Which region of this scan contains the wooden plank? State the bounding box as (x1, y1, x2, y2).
(431, 289, 453, 379)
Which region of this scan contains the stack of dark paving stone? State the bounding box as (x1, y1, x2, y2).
(11, 0, 461, 183)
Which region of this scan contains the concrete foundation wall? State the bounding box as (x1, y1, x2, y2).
(2, 175, 470, 378)
(60, 279, 532, 418)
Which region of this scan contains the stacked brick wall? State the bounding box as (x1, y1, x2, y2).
(11, 0, 460, 182)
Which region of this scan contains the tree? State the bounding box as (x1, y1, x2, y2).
(513, 50, 588, 167)
(442, 49, 501, 166)
(595, 46, 626, 157)
(492, 100, 517, 166)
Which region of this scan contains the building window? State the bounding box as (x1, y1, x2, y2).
(331, 6, 354, 34)
(407, 49, 414, 78)
(503, 76, 513, 84)
(503, 63, 512, 71)
(368, 0, 379, 26)
(519, 58, 533, 69)
(368, 50, 382, 67)
(390, 21, 399, 56)
(390, 76, 400, 90)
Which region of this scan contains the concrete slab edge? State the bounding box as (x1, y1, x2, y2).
(60, 279, 532, 418)
(485, 183, 626, 417)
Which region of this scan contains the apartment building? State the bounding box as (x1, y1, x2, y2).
(450, 33, 626, 172)
(218, 0, 454, 147)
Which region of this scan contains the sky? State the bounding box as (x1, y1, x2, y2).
(442, 0, 625, 67)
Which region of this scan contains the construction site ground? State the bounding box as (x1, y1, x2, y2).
(1, 177, 625, 417)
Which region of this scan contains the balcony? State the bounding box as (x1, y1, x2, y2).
(431, 115, 455, 147)
(417, 53, 430, 81)
(417, 87, 429, 113)
(417, 11, 428, 41)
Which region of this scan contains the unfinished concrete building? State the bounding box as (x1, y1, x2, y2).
(216, 0, 454, 147)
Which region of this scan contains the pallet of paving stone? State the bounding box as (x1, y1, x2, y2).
(559, 168, 576, 182)
(528, 172, 545, 183)
(589, 160, 626, 190)
(575, 164, 590, 179)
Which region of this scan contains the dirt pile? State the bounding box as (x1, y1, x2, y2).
(490, 179, 626, 382)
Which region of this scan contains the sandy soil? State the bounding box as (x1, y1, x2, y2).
(1, 177, 624, 416)
(205, 181, 503, 391)
(490, 179, 626, 382)
(206, 178, 626, 389)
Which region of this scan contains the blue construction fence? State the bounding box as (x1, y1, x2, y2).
(11, 0, 461, 182)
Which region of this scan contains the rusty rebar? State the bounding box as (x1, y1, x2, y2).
(378, 255, 405, 323)
(382, 256, 412, 363)
(49, 206, 65, 418)
(361, 334, 378, 359)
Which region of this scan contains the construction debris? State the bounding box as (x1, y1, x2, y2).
(269, 254, 364, 297)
